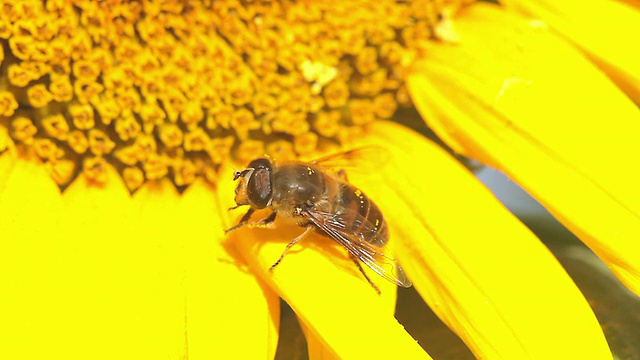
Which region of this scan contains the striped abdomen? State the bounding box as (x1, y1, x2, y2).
(337, 182, 388, 246)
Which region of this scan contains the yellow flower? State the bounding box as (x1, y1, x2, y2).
(0, 1, 637, 359)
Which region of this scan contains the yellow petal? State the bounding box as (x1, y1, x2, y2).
(502, 0, 640, 103)
(301, 321, 339, 360)
(367, 121, 612, 358)
(178, 180, 280, 359)
(0, 159, 278, 359)
(407, 3, 640, 296)
(218, 162, 429, 359)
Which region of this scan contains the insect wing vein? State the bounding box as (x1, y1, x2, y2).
(303, 210, 411, 288)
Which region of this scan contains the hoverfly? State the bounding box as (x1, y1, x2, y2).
(226, 148, 412, 294)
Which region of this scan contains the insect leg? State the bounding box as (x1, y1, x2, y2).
(225, 208, 255, 233)
(349, 254, 381, 295)
(269, 226, 314, 272)
(248, 211, 277, 229)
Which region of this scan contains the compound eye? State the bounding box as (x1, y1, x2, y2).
(247, 167, 272, 209)
(233, 171, 242, 180)
(248, 158, 272, 172)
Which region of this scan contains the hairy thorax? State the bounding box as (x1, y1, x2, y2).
(270, 163, 329, 214)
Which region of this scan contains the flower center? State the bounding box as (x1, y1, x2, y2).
(0, 0, 439, 192)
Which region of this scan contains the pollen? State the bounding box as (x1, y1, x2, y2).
(0, 0, 443, 191)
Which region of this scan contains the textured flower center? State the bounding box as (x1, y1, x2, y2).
(0, 0, 439, 191)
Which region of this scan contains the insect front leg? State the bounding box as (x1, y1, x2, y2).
(225, 207, 255, 233)
(270, 225, 314, 272)
(225, 209, 278, 233)
(247, 211, 277, 229)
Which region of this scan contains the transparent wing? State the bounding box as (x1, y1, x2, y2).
(308, 146, 390, 176)
(302, 206, 412, 288)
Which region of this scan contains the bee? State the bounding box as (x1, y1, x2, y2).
(226, 148, 412, 294)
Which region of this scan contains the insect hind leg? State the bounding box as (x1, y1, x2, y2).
(269, 225, 314, 272)
(349, 254, 381, 295)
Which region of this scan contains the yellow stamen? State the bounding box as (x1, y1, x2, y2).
(68, 104, 95, 130)
(87, 129, 115, 156)
(0, 91, 18, 117)
(10, 117, 37, 145)
(67, 130, 89, 155)
(82, 156, 107, 184)
(158, 124, 183, 148)
(182, 128, 210, 153)
(26, 84, 52, 108)
(349, 99, 376, 125)
(114, 114, 141, 142)
(33, 138, 63, 161)
(48, 78, 74, 102)
(122, 166, 144, 192)
(41, 114, 69, 141)
(142, 154, 169, 181)
(313, 111, 341, 138)
(294, 132, 318, 156)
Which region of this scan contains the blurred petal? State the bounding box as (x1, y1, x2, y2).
(0, 159, 278, 359)
(218, 163, 429, 359)
(407, 3, 640, 295)
(502, 0, 640, 103)
(367, 121, 612, 358)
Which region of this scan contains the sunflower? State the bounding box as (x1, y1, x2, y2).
(1, 0, 638, 359)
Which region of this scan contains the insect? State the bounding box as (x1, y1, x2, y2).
(226, 148, 412, 294)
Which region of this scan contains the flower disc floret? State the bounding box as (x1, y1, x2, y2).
(0, 0, 438, 191)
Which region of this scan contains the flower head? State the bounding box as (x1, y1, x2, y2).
(2, 0, 639, 359)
